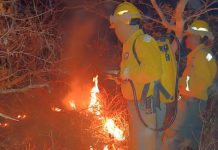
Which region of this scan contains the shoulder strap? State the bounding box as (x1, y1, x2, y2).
(132, 37, 141, 65)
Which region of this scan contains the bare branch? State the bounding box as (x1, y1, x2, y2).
(150, 0, 175, 31)
(0, 83, 50, 94)
(0, 113, 19, 121)
(175, 0, 188, 37)
(186, 0, 218, 22)
(142, 15, 163, 24)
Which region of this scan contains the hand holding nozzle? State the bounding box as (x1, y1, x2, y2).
(105, 70, 122, 85)
(106, 70, 120, 75)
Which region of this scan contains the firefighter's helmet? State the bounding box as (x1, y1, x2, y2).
(110, 2, 143, 28)
(185, 20, 214, 40)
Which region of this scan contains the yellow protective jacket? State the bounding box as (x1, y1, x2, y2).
(120, 29, 177, 103)
(179, 44, 217, 100)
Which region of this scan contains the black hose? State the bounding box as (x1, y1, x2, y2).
(127, 79, 169, 131)
(164, 33, 181, 130)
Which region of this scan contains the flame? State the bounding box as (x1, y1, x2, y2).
(51, 107, 62, 112)
(89, 146, 94, 150)
(104, 119, 125, 141)
(104, 144, 117, 150)
(69, 100, 76, 110)
(103, 145, 109, 150)
(88, 75, 101, 115)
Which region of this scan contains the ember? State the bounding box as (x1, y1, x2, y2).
(17, 114, 27, 120)
(51, 107, 62, 112)
(0, 123, 8, 128)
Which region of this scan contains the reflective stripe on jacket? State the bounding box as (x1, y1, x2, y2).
(179, 44, 217, 100)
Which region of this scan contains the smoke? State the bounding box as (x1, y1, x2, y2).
(57, 9, 108, 110)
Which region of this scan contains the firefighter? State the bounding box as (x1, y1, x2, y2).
(109, 2, 177, 150)
(165, 20, 217, 150)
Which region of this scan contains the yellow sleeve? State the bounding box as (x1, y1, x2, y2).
(130, 35, 162, 83)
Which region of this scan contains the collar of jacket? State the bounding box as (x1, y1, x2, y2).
(123, 29, 144, 48)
